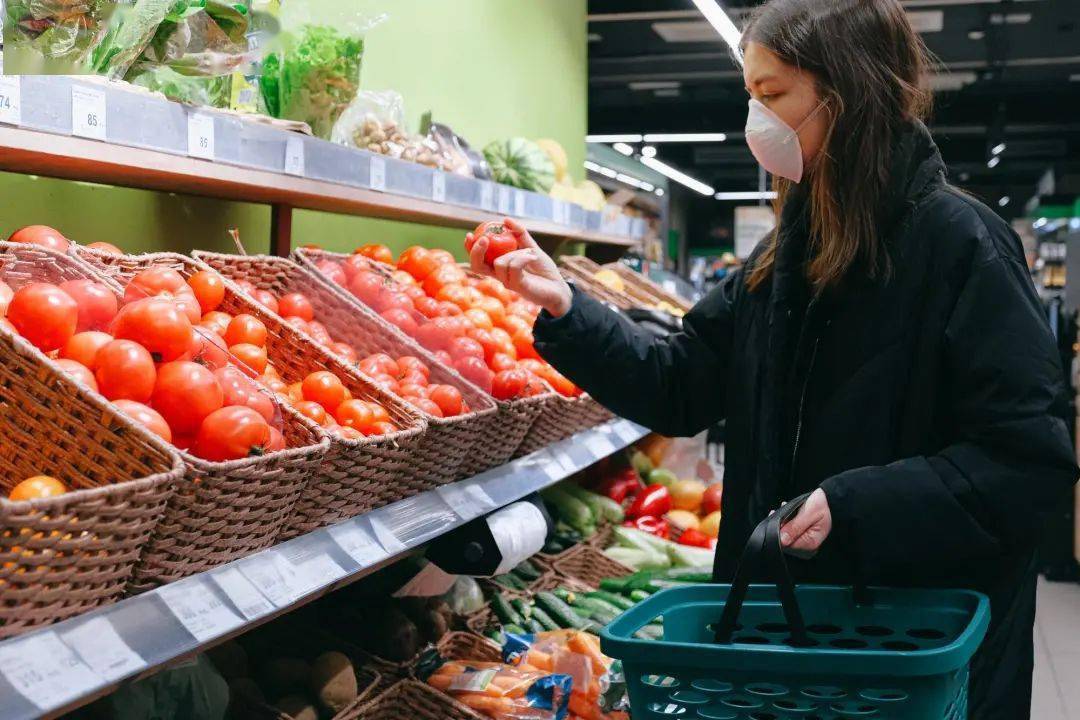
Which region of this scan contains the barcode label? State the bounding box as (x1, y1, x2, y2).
(370, 516, 407, 555)
(329, 522, 388, 566)
(437, 483, 496, 520)
(60, 617, 145, 683)
(0, 632, 101, 710)
(212, 566, 273, 620)
(158, 581, 242, 642)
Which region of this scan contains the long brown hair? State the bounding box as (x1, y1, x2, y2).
(743, 0, 933, 292)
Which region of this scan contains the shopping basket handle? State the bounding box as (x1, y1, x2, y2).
(712, 492, 812, 646)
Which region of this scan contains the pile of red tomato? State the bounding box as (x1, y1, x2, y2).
(319, 243, 581, 402)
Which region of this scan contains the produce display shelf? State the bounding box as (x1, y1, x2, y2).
(0, 75, 645, 255)
(0, 418, 647, 720)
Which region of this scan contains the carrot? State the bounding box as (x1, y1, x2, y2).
(569, 632, 608, 675)
(569, 694, 604, 720)
(525, 648, 555, 671)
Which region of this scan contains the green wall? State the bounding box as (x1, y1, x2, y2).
(0, 0, 587, 258)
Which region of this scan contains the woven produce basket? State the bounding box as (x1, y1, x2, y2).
(557, 262, 636, 311)
(514, 393, 614, 457)
(605, 262, 694, 312)
(552, 544, 634, 588)
(435, 631, 502, 663)
(193, 251, 496, 486)
(0, 245, 185, 636)
(295, 248, 552, 473)
(348, 680, 481, 720)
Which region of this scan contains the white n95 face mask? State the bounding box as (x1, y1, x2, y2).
(744, 98, 828, 183)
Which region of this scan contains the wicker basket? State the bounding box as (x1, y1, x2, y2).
(514, 394, 614, 457)
(557, 262, 637, 311)
(605, 263, 693, 313)
(0, 245, 185, 637)
(551, 544, 634, 588)
(435, 631, 502, 663)
(192, 251, 497, 486)
(295, 248, 552, 473)
(348, 680, 482, 720)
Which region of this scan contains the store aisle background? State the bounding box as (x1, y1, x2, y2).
(1032, 578, 1080, 718)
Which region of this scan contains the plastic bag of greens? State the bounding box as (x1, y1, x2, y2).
(126, 63, 231, 106)
(89, 0, 172, 79)
(137, 0, 253, 77)
(3, 0, 117, 71)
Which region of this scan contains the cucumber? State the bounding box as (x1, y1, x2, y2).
(485, 629, 506, 644)
(552, 588, 577, 605)
(525, 618, 545, 634)
(573, 596, 624, 616)
(492, 593, 523, 626)
(588, 609, 618, 627)
(530, 606, 560, 632)
(586, 591, 635, 611)
(543, 539, 566, 554)
(511, 598, 532, 621)
(629, 590, 651, 603)
(535, 591, 586, 630)
(634, 624, 663, 640)
(493, 574, 527, 591)
(503, 623, 526, 635)
(513, 560, 542, 581)
(561, 483, 625, 524)
(599, 577, 632, 593)
(541, 486, 595, 536)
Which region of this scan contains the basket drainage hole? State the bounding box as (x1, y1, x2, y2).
(831, 702, 879, 716)
(829, 637, 869, 649)
(707, 623, 743, 633)
(784, 636, 819, 647)
(855, 625, 893, 637)
(643, 675, 681, 689)
(807, 623, 842, 635)
(774, 699, 818, 712)
(646, 702, 687, 716)
(746, 683, 788, 697)
(907, 628, 946, 640)
(733, 635, 772, 645)
(882, 640, 920, 652)
(859, 689, 909, 703)
(755, 622, 790, 634)
(691, 679, 734, 694)
(749, 713, 778, 720)
(721, 696, 765, 710)
(801, 686, 847, 700)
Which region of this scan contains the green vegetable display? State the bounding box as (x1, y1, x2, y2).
(541, 486, 595, 537)
(561, 483, 625, 524)
(483, 138, 556, 193)
(3, 0, 116, 71)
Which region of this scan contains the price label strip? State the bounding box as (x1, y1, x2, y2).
(480, 182, 496, 211)
(369, 515, 408, 555)
(0, 631, 102, 711)
(0, 74, 21, 126)
(328, 522, 389, 567)
(187, 112, 215, 160)
(60, 616, 145, 683)
(432, 171, 447, 203)
(514, 191, 527, 217)
(284, 136, 305, 176)
(285, 550, 345, 600)
(238, 552, 294, 607)
(158, 580, 243, 643)
(497, 186, 512, 215)
(583, 433, 617, 459)
(71, 85, 107, 141)
(212, 566, 274, 620)
(437, 483, 496, 520)
(614, 420, 641, 444)
(369, 156, 387, 191)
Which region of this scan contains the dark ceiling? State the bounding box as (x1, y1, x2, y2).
(587, 0, 1080, 220)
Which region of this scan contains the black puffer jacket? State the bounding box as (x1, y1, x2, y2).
(534, 122, 1077, 719)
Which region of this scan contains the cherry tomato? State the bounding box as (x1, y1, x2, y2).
(334, 399, 375, 432)
(113, 399, 172, 443)
(348, 271, 384, 307)
(390, 270, 418, 287)
(61, 330, 113, 368)
(357, 244, 394, 265)
(54, 358, 98, 392)
(152, 361, 224, 434)
(278, 293, 314, 322)
(193, 406, 272, 461)
(315, 260, 347, 286)
(95, 339, 156, 402)
(302, 371, 348, 413)
(0, 280, 11, 317)
(8, 475, 67, 501)
(469, 221, 518, 265)
(448, 336, 485, 361)
(411, 397, 443, 417)
(8, 225, 70, 252)
(490, 352, 517, 373)
(293, 399, 331, 427)
(7, 282, 79, 352)
(381, 308, 418, 336)
(492, 368, 528, 400)
(86, 241, 123, 255)
(224, 314, 267, 347)
(111, 297, 193, 363)
(58, 279, 118, 333)
(329, 342, 358, 364)
(252, 289, 279, 314)
(229, 343, 268, 375)
(428, 384, 464, 416)
(359, 354, 399, 377)
(187, 271, 226, 313)
(125, 268, 200, 323)
(200, 311, 232, 337)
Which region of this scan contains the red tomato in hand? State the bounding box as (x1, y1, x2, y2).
(152, 361, 224, 434)
(194, 406, 272, 461)
(224, 314, 267, 347)
(61, 330, 113, 368)
(58, 279, 118, 332)
(187, 271, 226, 313)
(428, 384, 464, 416)
(302, 371, 348, 413)
(54, 358, 98, 392)
(215, 366, 274, 422)
(278, 293, 314, 321)
(8, 225, 70, 252)
(113, 399, 172, 443)
(7, 282, 79, 352)
(95, 339, 156, 402)
(111, 297, 193, 363)
(469, 221, 518, 265)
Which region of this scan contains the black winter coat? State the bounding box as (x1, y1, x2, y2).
(533, 123, 1078, 719)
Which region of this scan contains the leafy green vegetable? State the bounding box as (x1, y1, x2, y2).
(4, 0, 115, 69)
(484, 138, 556, 193)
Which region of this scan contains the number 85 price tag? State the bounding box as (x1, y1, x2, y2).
(71, 85, 107, 141)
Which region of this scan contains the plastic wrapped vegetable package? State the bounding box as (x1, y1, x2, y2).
(426, 660, 573, 720)
(3, 0, 117, 71)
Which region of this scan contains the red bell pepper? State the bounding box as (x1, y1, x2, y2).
(626, 484, 671, 519)
(678, 528, 714, 548)
(624, 515, 670, 539)
(599, 469, 643, 505)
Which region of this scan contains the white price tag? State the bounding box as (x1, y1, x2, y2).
(71, 85, 106, 140)
(369, 156, 387, 191)
(238, 553, 294, 607)
(584, 433, 617, 458)
(432, 172, 447, 203)
(0, 632, 101, 710)
(497, 186, 512, 214)
(287, 551, 345, 600)
(543, 457, 565, 481)
(60, 617, 145, 683)
(551, 200, 568, 225)
(329, 522, 388, 566)
(662, 280, 677, 294)
(0, 75, 22, 126)
(284, 136, 305, 176)
(158, 580, 243, 642)
(480, 182, 496, 211)
(187, 112, 215, 160)
(370, 515, 407, 555)
(438, 483, 496, 520)
(212, 566, 273, 620)
(615, 420, 640, 444)
(514, 191, 527, 217)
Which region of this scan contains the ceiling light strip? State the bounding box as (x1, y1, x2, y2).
(640, 156, 715, 196)
(689, 0, 744, 65)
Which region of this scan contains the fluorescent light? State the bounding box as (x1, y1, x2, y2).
(987, 156, 1001, 169)
(641, 156, 714, 196)
(628, 81, 682, 91)
(1070, 218, 1080, 231)
(991, 142, 1006, 155)
(998, 196, 1010, 207)
(586, 159, 658, 194)
(968, 29, 986, 40)
(641, 146, 657, 158)
(588, 33, 603, 42)
(587, 134, 643, 144)
(689, 0, 743, 64)
(643, 132, 727, 143)
(714, 191, 779, 201)
(613, 142, 635, 156)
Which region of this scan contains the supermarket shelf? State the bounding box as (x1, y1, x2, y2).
(0, 418, 647, 720)
(0, 76, 645, 252)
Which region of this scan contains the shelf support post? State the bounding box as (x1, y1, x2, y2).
(270, 203, 293, 257)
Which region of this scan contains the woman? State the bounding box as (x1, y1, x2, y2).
(469, 1, 1077, 716)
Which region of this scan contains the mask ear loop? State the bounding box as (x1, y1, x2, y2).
(794, 98, 829, 134)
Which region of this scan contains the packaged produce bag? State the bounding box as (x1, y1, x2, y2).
(3, 0, 120, 72)
(427, 660, 572, 720)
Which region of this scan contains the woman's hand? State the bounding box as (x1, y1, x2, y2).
(467, 218, 573, 318)
(780, 488, 832, 554)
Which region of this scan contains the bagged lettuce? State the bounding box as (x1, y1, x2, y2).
(3, 0, 118, 72)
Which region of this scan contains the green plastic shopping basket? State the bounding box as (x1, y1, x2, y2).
(600, 493, 990, 720)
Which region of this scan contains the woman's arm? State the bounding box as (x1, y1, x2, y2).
(468, 220, 736, 437)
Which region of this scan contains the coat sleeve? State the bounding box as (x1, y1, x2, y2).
(531, 270, 740, 437)
(821, 247, 1078, 583)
